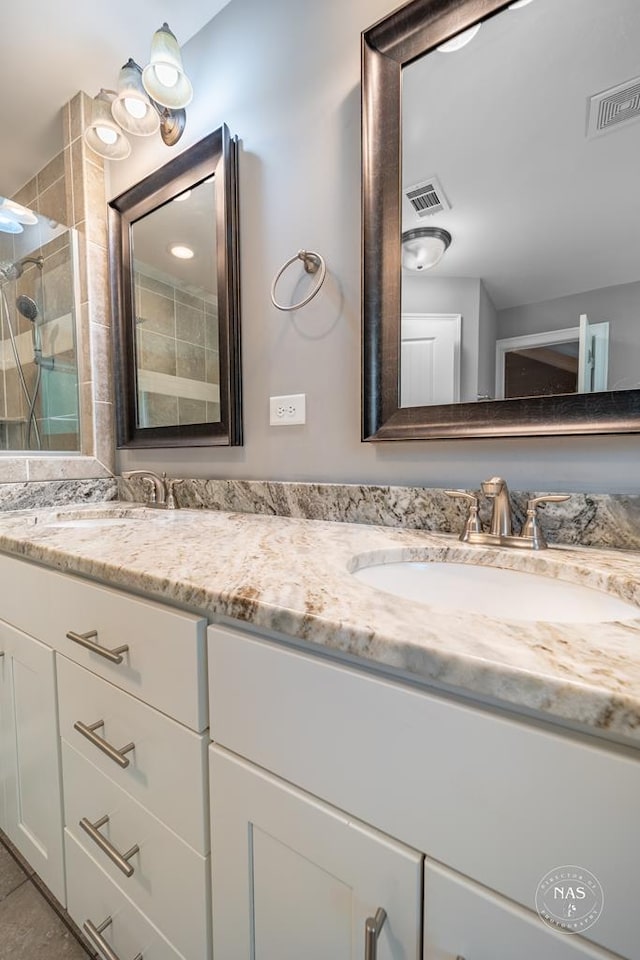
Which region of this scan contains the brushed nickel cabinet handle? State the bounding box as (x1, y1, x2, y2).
(66, 630, 129, 664)
(80, 815, 139, 877)
(365, 907, 387, 960)
(83, 916, 142, 960)
(74, 719, 135, 769)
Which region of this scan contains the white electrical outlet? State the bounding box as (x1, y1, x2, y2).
(269, 394, 306, 425)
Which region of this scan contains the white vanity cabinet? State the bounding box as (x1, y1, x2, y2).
(210, 746, 423, 959)
(0, 619, 65, 904)
(0, 553, 210, 960)
(208, 624, 638, 960)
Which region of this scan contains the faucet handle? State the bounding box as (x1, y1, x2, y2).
(521, 494, 571, 548)
(165, 478, 184, 510)
(445, 490, 482, 541)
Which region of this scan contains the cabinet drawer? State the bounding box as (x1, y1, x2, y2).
(424, 861, 618, 960)
(66, 831, 183, 960)
(209, 625, 639, 960)
(62, 739, 211, 959)
(58, 656, 209, 854)
(0, 553, 207, 730)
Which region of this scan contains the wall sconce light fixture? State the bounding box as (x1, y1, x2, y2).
(401, 227, 452, 271)
(84, 23, 192, 161)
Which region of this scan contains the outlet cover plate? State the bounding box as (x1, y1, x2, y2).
(269, 394, 306, 425)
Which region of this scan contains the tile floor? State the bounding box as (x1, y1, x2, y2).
(0, 835, 92, 958)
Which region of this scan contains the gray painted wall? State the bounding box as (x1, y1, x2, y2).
(497, 281, 640, 392)
(111, 0, 640, 493)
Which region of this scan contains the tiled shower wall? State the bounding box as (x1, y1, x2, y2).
(0, 232, 78, 450)
(135, 267, 220, 427)
(9, 92, 115, 474)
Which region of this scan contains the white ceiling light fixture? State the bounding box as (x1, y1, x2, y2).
(509, 0, 535, 8)
(437, 23, 481, 52)
(84, 22, 192, 161)
(0, 198, 38, 226)
(169, 243, 195, 260)
(0, 211, 23, 235)
(142, 23, 193, 110)
(401, 227, 452, 271)
(172, 190, 192, 203)
(112, 59, 161, 137)
(84, 90, 132, 160)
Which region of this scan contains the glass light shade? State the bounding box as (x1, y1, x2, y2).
(437, 23, 481, 52)
(112, 59, 160, 137)
(401, 228, 452, 271)
(0, 211, 23, 234)
(142, 23, 193, 109)
(0, 198, 38, 226)
(84, 90, 131, 160)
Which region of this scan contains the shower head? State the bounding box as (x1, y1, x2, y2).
(0, 255, 44, 284)
(15, 295, 39, 322)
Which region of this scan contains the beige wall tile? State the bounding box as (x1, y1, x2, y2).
(176, 301, 205, 346)
(37, 151, 65, 195)
(178, 398, 207, 424)
(136, 287, 175, 337)
(37, 177, 71, 228)
(140, 330, 177, 376)
(142, 392, 178, 429)
(90, 321, 113, 402)
(176, 340, 206, 381)
(12, 179, 37, 209)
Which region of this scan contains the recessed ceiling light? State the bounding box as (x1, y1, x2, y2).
(437, 23, 481, 52)
(173, 190, 191, 202)
(169, 243, 195, 259)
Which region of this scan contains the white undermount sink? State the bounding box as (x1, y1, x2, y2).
(40, 507, 172, 529)
(353, 560, 640, 623)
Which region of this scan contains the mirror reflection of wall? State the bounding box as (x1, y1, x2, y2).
(130, 177, 220, 430)
(400, 0, 640, 406)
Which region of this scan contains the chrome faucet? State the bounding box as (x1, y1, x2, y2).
(446, 479, 570, 550)
(481, 477, 512, 537)
(121, 470, 183, 509)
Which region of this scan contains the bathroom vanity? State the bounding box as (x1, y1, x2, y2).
(0, 504, 638, 959)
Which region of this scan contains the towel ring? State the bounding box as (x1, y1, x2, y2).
(271, 250, 326, 311)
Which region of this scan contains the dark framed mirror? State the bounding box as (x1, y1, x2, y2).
(109, 124, 242, 447)
(362, 0, 640, 441)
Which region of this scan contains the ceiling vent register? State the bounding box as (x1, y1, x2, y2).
(587, 76, 640, 138)
(404, 176, 451, 217)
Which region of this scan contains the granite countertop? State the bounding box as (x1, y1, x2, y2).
(0, 502, 639, 745)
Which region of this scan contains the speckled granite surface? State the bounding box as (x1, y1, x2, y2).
(119, 478, 640, 550)
(0, 479, 117, 512)
(1, 501, 640, 745)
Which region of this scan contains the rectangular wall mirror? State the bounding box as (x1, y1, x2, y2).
(109, 124, 242, 447)
(362, 0, 640, 440)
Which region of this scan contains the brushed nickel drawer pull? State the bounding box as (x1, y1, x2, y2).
(364, 907, 387, 960)
(80, 814, 139, 877)
(74, 719, 135, 769)
(66, 630, 129, 664)
(83, 915, 142, 960)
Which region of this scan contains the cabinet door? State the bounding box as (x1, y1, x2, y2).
(424, 861, 619, 960)
(0, 621, 65, 903)
(210, 745, 422, 960)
